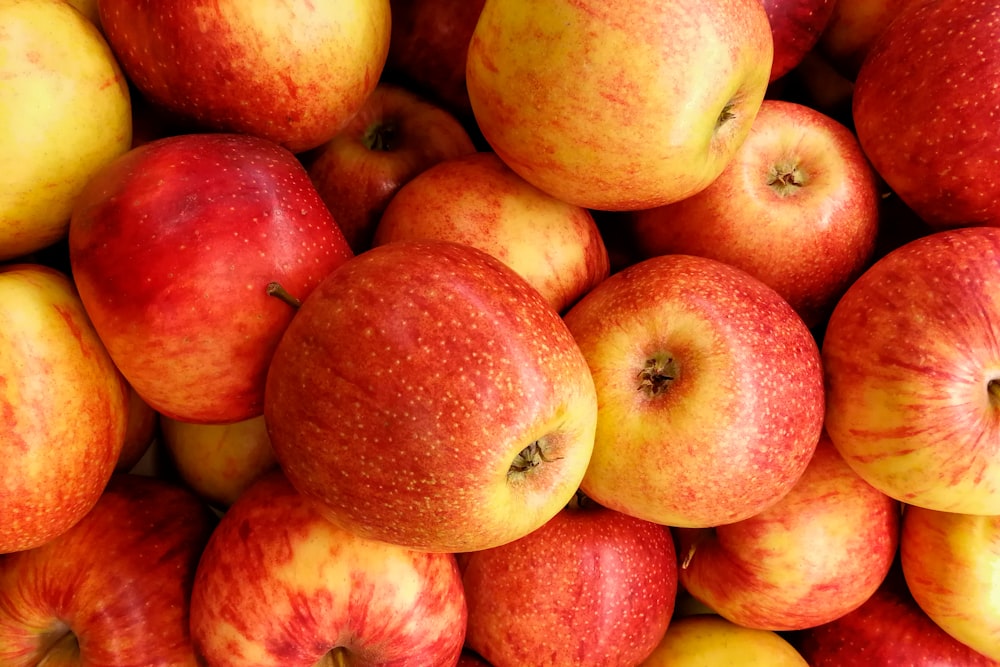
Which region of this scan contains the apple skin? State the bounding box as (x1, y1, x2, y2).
(0, 473, 217, 666)
(373, 151, 611, 314)
(0, 0, 131, 261)
(264, 239, 598, 553)
(459, 495, 677, 667)
(901, 506, 1000, 661)
(189, 469, 467, 667)
(115, 383, 159, 473)
(640, 614, 809, 666)
(817, 0, 920, 80)
(630, 98, 880, 331)
(852, 0, 1000, 231)
(822, 226, 1000, 514)
(677, 434, 900, 631)
(762, 0, 837, 82)
(68, 132, 353, 425)
(304, 83, 477, 254)
(465, 0, 774, 211)
(562, 254, 825, 528)
(0, 264, 129, 554)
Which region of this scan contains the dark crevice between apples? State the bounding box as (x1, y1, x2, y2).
(637, 355, 679, 397)
(266, 281, 302, 309)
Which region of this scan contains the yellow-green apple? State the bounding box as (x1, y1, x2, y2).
(465, 0, 774, 211)
(901, 506, 1000, 661)
(98, 0, 391, 153)
(0, 0, 131, 261)
(114, 384, 159, 473)
(562, 254, 824, 528)
(373, 151, 611, 314)
(458, 494, 677, 667)
(0, 473, 217, 666)
(817, 0, 920, 79)
(640, 614, 809, 667)
(822, 226, 1000, 514)
(160, 414, 277, 509)
(0, 264, 129, 554)
(630, 99, 880, 331)
(852, 0, 1000, 231)
(304, 83, 477, 254)
(264, 239, 598, 553)
(189, 470, 467, 666)
(761, 0, 837, 82)
(677, 434, 900, 631)
(68, 132, 353, 424)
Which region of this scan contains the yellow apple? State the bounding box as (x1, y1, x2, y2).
(641, 615, 809, 666)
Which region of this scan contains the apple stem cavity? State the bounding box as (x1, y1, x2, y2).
(266, 281, 302, 309)
(989, 378, 1000, 405)
(767, 161, 807, 197)
(363, 120, 399, 152)
(508, 440, 561, 478)
(637, 355, 679, 397)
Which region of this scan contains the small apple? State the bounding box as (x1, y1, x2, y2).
(264, 239, 598, 553)
(304, 83, 477, 254)
(69, 132, 353, 424)
(822, 226, 1000, 514)
(562, 253, 825, 528)
(373, 151, 611, 314)
(762, 0, 837, 82)
(189, 470, 467, 666)
(640, 614, 809, 666)
(459, 494, 677, 667)
(465, 0, 774, 210)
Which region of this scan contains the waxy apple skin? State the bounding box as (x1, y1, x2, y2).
(822, 226, 1000, 514)
(0, 264, 129, 554)
(264, 239, 598, 553)
(189, 470, 467, 667)
(762, 0, 837, 82)
(69, 133, 352, 425)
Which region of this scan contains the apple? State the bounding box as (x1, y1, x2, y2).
(629, 98, 880, 330)
(901, 506, 1000, 661)
(852, 0, 1000, 231)
(115, 383, 159, 473)
(459, 494, 677, 667)
(640, 614, 809, 666)
(822, 226, 1000, 514)
(304, 83, 477, 254)
(817, 0, 920, 80)
(373, 151, 611, 314)
(98, 0, 391, 153)
(0, 0, 131, 261)
(465, 0, 774, 211)
(65, 0, 99, 27)
(189, 469, 467, 666)
(0, 473, 217, 666)
(264, 239, 598, 553)
(761, 0, 837, 82)
(160, 414, 277, 509)
(561, 253, 825, 528)
(0, 264, 129, 554)
(677, 433, 900, 631)
(68, 132, 353, 425)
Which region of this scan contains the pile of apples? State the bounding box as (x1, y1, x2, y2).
(4, 0, 1000, 664)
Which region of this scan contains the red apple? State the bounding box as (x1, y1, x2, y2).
(822, 226, 1000, 514)
(853, 0, 1000, 231)
(0, 473, 217, 666)
(189, 470, 467, 666)
(264, 239, 598, 553)
(68, 132, 353, 424)
(817, 0, 920, 80)
(115, 383, 159, 472)
(99, 0, 391, 152)
(373, 151, 611, 314)
(630, 98, 880, 330)
(562, 254, 825, 528)
(677, 433, 900, 631)
(0, 264, 129, 554)
(304, 83, 477, 254)
(762, 0, 837, 82)
(459, 494, 677, 667)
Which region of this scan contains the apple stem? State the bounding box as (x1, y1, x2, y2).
(266, 282, 302, 309)
(637, 355, 679, 397)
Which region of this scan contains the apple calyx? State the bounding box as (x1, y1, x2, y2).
(363, 120, 399, 152)
(508, 440, 562, 478)
(766, 161, 807, 197)
(716, 101, 737, 130)
(637, 355, 679, 397)
(265, 281, 302, 309)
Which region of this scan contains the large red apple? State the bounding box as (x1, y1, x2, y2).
(762, 0, 837, 82)
(189, 470, 467, 666)
(0, 473, 217, 666)
(264, 239, 598, 553)
(465, 0, 774, 211)
(98, 0, 391, 152)
(69, 132, 352, 424)
(853, 0, 1000, 231)
(459, 494, 677, 667)
(562, 254, 825, 528)
(0, 264, 129, 554)
(822, 226, 1000, 514)
(630, 98, 880, 330)
(373, 151, 611, 314)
